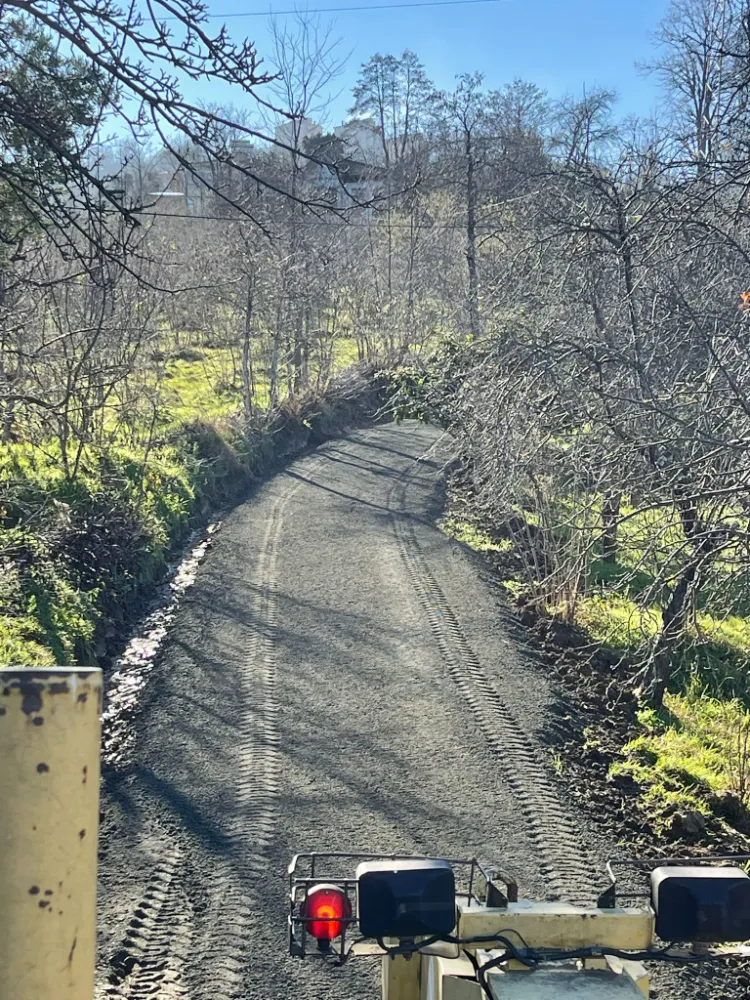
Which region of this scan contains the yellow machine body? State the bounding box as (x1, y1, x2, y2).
(458, 900, 653, 951)
(381, 899, 654, 1000)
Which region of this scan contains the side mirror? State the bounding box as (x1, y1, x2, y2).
(356, 859, 456, 939)
(651, 865, 750, 943)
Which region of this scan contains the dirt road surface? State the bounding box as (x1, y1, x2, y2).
(96, 422, 718, 1000)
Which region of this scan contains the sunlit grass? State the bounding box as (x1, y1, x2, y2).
(332, 337, 362, 368)
(162, 347, 240, 424)
(157, 336, 361, 426)
(572, 592, 750, 686)
(574, 594, 661, 652)
(455, 488, 750, 829)
(439, 514, 513, 554)
(1, 328, 377, 668)
(613, 688, 750, 825)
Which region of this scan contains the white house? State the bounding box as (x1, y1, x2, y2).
(334, 119, 384, 165)
(274, 118, 323, 151)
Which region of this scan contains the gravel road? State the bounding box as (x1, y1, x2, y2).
(95, 421, 719, 1000)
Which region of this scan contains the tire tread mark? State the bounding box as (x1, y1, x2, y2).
(98, 834, 192, 1000)
(389, 457, 594, 903)
(193, 461, 322, 999)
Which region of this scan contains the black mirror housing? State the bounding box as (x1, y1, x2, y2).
(356, 858, 456, 939)
(651, 865, 750, 943)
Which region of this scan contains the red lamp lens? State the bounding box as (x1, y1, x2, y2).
(302, 884, 352, 942)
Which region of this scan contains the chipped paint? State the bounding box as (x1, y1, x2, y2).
(0, 668, 101, 998)
(20, 681, 43, 715)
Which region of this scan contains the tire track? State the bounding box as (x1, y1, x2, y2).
(99, 461, 320, 1000)
(389, 455, 594, 903)
(189, 461, 321, 1000)
(98, 828, 193, 1000)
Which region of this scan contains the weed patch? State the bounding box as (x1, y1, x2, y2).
(614, 689, 750, 831)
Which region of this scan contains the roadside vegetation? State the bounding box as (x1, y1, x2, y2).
(4, 0, 750, 840)
(1, 336, 387, 669)
(381, 0, 750, 836)
(396, 317, 750, 839)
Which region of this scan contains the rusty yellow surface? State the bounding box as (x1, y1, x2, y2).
(0, 668, 102, 1000)
(457, 901, 654, 952)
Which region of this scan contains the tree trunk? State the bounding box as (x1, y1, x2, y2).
(270, 312, 281, 408)
(645, 563, 698, 707)
(465, 131, 480, 339)
(291, 306, 304, 394)
(241, 277, 255, 423)
(601, 492, 621, 562)
(642, 496, 720, 707)
(0, 273, 14, 444)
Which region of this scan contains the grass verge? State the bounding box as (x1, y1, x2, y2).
(1, 361, 387, 670)
(439, 505, 750, 844)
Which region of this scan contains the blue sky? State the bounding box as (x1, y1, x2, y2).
(185, 0, 673, 126)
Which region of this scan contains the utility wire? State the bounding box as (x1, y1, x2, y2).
(162, 0, 512, 19)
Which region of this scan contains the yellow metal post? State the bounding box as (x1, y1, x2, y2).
(0, 668, 102, 1000)
(383, 954, 421, 1000)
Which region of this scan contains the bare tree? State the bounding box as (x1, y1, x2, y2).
(266, 13, 346, 395)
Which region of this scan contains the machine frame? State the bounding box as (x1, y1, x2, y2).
(288, 852, 750, 1000)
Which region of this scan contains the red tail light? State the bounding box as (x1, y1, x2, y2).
(302, 883, 352, 943)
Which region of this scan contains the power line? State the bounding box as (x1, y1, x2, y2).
(164, 0, 511, 19)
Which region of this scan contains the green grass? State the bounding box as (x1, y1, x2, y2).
(0, 427, 245, 667)
(439, 514, 513, 554)
(574, 594, 661, 653)
(332, 337, 361, 368)
(571, 589, 750, 699)
(554, 561, 750, 830)
(443, 494, 750, 832)
(162, 347, 242, 424)
(394, 338, 750, 835)
(613, 687, 750, 827)
(588, 556, 656, 598)
(0, 614, 57, 666)
(1, 331, 374, 669)
(157, 337, 360, 425)
(1, 437, 200, 666)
